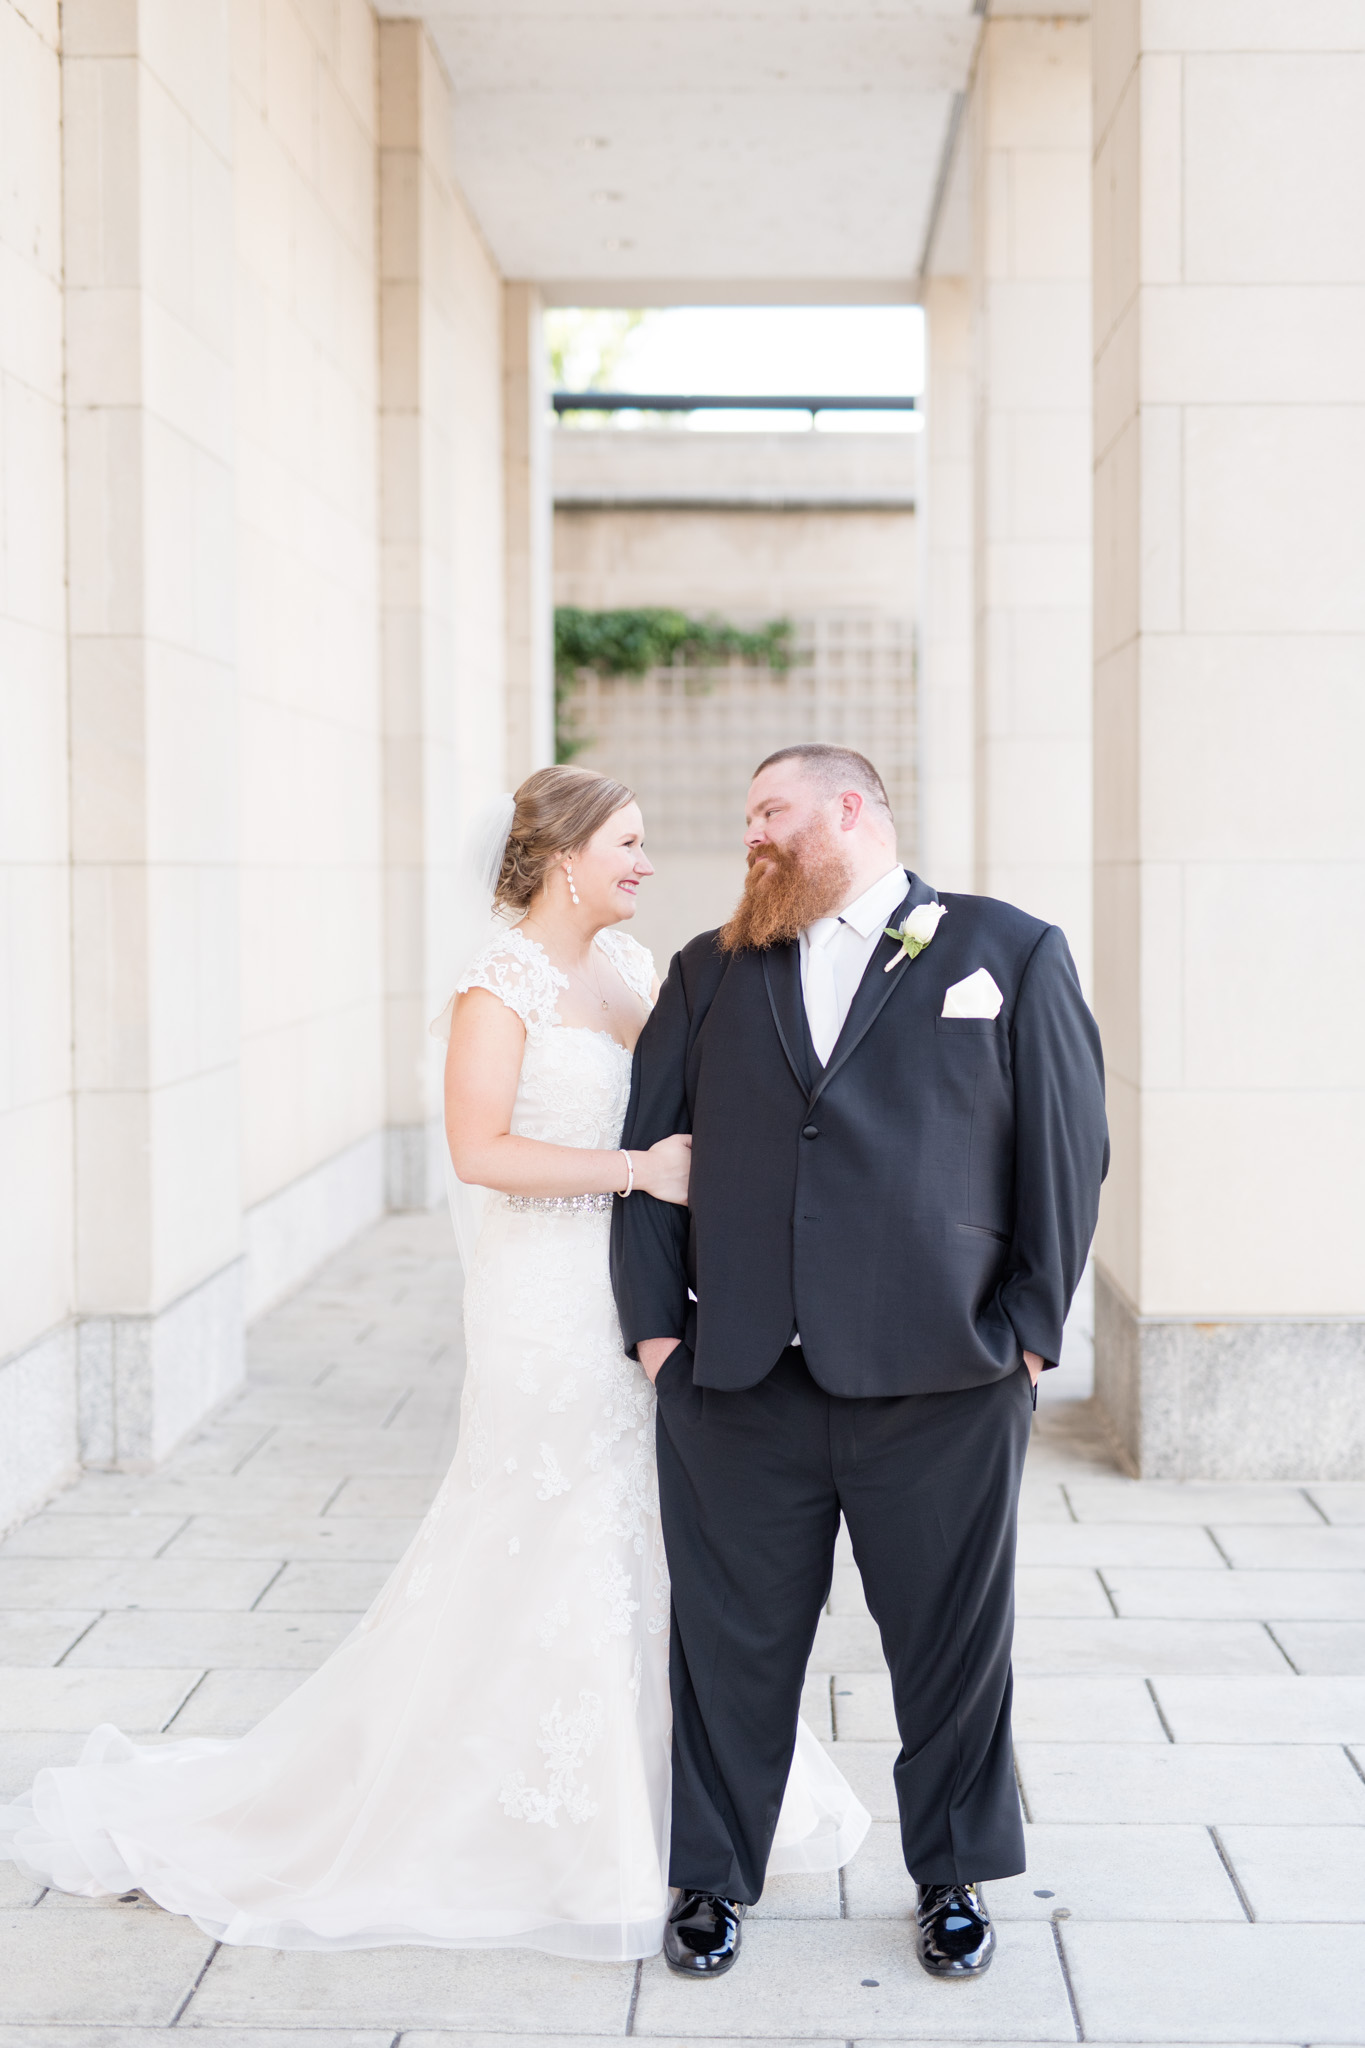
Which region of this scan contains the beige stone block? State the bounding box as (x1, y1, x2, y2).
(1184, 52, 1365, 285)
(263, 0, 317, 176)
(1139, 635, 1365, 862)
(230, 0, 266, 104)
(145, 646, 238, 862)
(0, 864, 73, 1103)
(60, 54, 142, 290)
(1181, 864, 1365, 1092)
(318, 59, 375, 256)
(0, 624, 68, 864)
(65, 406, 144, 637)
(1092, 295, 1137, 468)
(1136, 860, 1183, 1090)
(1008, 146, 1090, 282)
(0, 7, 62, 277)
(0, 376, 66, 635)
(336, 0, 377, 128)
(982, 279, 1092, 410)
(1136, 52, 1183, 285)
(983, 18, 1091, 151)
(1091, 862, 1139, 1084)
(71, 860, 149, 1090)
(147, 1065, 242, 1300)
(143, 0, 233, 160)
(145, 864, 240, 1082)
(0, 245, 64, 405)
(1185, 403, 1365, 634)
(1144, 1, 1365, 50)
(74, 1089, 151, 1310)
(0, 1100, 74, 1360)
(1145, 284, 1365, 405)
(1092, 641, 1138, 863)
(1140, 1091, 1365, 1315)
(1091, 0, 1138, 148)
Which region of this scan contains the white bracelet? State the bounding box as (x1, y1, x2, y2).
(619, 1150, 635, 1198)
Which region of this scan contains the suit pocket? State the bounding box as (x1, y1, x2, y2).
(956, 1222, 1009, 1244)
(935, 1015, 1001, 1035)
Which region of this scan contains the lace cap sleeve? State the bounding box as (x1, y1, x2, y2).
(596, 928, 656, 1005)
(451, 925, 567, 1043)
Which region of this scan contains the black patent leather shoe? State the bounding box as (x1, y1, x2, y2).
(915, 1881, 995, 1977)
(663, 1889, 746, 1976)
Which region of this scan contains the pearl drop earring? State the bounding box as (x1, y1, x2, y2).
(565, 861, 580, 906)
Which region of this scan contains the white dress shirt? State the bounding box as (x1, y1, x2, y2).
(799, 865, 909, 1067)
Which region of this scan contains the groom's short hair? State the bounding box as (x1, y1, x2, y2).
(753, 744, 894, 823)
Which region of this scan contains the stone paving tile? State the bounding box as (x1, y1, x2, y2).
(819, 1741, 899, 1821)
(1270, 1621, 1365, 1673)
(161, 1515, 421, 1560)
(0, 1559, 279, 1611)
(800, 1671, 834, 1741)
(1151, 1674, 1365, 1742)
(812, 1614, 886, 1671)
(1105, 1569, 1365, 1621)
(1013, 1618, 1289, 1675)
(632, 1919, 1076, 2039)
(253, 1561, 390, 1611)
(750, 1869, 841, 1918)
(62, 1610, 355, 1669)
(0, 1911, 215, 2026)
(0, 1608, 100, 1665)
(1016, 1481, 1074, 1524)
(0, 1667, 201, 1732)
(0, 2034, 395, 2048)
(1012, 1676, 1169, 1743)
(240, 1430, 452, 1478)
(1017, 1524, 1225, 1568)
(0, 1514, 191, 1558)
(1062, 1921, 1365, 2041)
(1306, 1484, 1365, 1524)
(1212, 1526, 1365, 1570)
(1016, 1740, 1365, 1824)
(1063, 1481, 1323, 1526)
(0, 1731, 92, 1789)
(823, 1672, 1168, 1745)
(165, 1425, 281, 1476)
(840, 1819, 1241, 1923)
(161, 1667, 304, 1736)
(1015, 1568, 1115, 1618)
(43, 1474, 337, 1517)
(1216, 1823, 1365, 1920)
(0, 1862, 43, 1906)
(325, 1474, 442, 1517)
(189, 1944, 636, 2032)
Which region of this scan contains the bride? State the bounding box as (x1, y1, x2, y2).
(0, 765, 868, 1956)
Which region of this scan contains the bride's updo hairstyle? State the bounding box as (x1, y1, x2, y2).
(494, 765, 635, 913)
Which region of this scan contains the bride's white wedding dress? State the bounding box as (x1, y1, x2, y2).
(0, 922, 868, 1956)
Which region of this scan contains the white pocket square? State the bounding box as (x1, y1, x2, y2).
(941, 968, 1004, 1020)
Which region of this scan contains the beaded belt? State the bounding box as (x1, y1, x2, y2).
(504, 1191, 615, 1214)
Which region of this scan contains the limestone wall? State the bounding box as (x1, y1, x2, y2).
(233, 0, 387, 1301)
(0, 0, 77, 1522)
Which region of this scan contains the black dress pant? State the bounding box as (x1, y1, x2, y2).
(654, 1345, 1033, 1903)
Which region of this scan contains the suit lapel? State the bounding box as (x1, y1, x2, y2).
(761, 942, 813, 1097)
(808, 872, 939, 1110)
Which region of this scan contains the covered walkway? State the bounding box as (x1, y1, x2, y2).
(2, 1219, 1362, 2041)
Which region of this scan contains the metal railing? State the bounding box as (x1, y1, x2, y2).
(552, 391, 917, 419)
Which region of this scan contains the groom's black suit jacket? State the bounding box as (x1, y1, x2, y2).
(610, 872, 1109, 1397)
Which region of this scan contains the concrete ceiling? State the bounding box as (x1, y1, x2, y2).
(379, 3, 984, 301)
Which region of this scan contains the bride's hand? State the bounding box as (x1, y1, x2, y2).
(634, 1133, 691, 1205)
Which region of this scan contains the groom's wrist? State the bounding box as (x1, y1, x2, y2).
(637, 1337, 681, 1379)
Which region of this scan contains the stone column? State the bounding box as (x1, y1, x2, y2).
(63, 0, 243, 1466)
(503, 281, 555, 784)
(1092, 2, 1365, 1477)
(969, 9, 1093, 987)
(917, 276, 974, 891)
(378, 20, 465, 1211)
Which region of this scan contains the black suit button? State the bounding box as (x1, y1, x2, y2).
(802, 1124, 819, 1140)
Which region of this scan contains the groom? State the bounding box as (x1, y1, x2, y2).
(611, 744, 1107, 1980)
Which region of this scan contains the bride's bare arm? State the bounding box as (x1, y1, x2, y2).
(444, 987, 690, 1202)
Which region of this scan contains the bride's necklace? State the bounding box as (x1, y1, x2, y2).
(527, 922, 612, 1012)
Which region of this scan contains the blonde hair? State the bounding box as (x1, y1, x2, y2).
(494, 766, 636, 912)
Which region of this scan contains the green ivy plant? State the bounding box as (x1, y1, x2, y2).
(554, 606, 793, 763)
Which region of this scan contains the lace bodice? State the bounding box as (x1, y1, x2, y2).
(452, 923, 655, 1152)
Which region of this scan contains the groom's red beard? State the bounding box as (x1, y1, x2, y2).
(718, 824, 852, 952)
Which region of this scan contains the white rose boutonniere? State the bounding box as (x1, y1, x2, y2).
(884, 900, 947, 970)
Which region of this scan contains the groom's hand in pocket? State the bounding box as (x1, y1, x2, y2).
(638, 1338, 681, 1385)
(1023, 1350, 1044, 1387)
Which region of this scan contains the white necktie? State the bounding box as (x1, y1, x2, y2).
(805, 919, 843, 1067)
